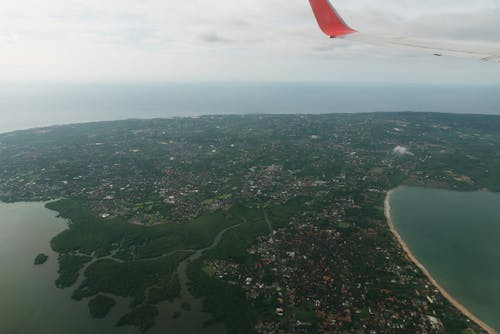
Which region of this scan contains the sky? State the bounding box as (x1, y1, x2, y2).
(1, 0, 500, 83)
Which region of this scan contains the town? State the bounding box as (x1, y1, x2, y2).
(1, 112, 499, 333)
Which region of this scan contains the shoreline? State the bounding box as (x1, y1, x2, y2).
(384, 188, 497, 334)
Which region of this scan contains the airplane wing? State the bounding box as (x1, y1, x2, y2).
(308, 0, 356, 38)
(308, 0, 500, 62)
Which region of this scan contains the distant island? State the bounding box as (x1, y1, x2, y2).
(2, 112, 499, 333)
(34, 253, 48, 265)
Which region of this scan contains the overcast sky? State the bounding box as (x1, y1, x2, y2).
(1, 0, 500, 83)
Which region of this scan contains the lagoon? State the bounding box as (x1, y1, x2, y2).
(389, 187, 500, 333)
(0, 202, 141, 334)
(0, 201, 226, 334)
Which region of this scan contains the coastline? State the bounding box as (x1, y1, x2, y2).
(384, 189, 497, 334)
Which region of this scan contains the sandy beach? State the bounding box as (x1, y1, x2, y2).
(384, 189, 497, 334)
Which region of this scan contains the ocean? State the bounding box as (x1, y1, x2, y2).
(389, 186, 500, 332)
(0, 82, 499, 133)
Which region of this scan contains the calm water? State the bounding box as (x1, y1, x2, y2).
(1, 82, 499, 133)
(390, 186, 500, 332)
(0, 202, 224, 334)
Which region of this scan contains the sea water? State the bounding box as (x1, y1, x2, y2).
(1, 82, 499, 134)
(390, 186, 500, 332)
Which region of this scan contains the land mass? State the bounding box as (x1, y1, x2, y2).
(88, 294, 117, 319)
(34, 253, 48, 265)
(1, 112, 500, 333)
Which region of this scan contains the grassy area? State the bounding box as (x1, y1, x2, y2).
(337, 222, 351, 229)
(202, 265, 217, 277)
(292, 306, 317, 324)
(291, 306, 318, 333)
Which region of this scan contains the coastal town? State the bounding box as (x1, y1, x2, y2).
(0, 113, 499, 333)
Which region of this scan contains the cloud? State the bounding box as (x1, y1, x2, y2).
(393, 146, 414, 156)
(0, 33, 20, 44)
(198, 32, 230, 44)
(0, 0, 499, 82)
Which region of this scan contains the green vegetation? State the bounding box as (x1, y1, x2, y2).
(265, 197, 305, 229)
(88, 294, 116, 319)
(55, 254, 92, 288)
(1, 114, 499, 333)
(73, 252, 189, 304)
(48, 198, 244, 259)
(182, 205, 287, 333)
(203, 219, 267, 264)
(187, 259, 255, 334)
(34, 253, 48, 265)
(292, 306, 318, 331)
(180, 302, 191, 311)
(463, 329, 477, 334)
(48, 199, 117, 256)
(199, 203, 298, 264)
(117, 304, 159, 332)
(147, 275, 181, 304)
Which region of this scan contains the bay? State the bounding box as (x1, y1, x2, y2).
(0, 202, 141, 334)
(389, 186, 500, 332)
(0, 202, 224, 334)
